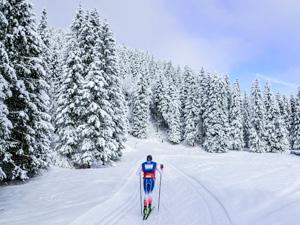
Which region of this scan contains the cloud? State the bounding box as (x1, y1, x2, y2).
(31, 0, 300, 94)
(256, 74, 298, 88)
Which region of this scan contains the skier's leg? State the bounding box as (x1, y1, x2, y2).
(148, 179, 155, 211)
(143, 179, 149, 214)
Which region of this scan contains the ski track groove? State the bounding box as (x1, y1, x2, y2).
(69, 157, 144, 225)
(100, 186, 139, 225)
(166, 159, 234, 225)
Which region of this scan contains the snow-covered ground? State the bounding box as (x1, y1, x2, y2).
(1, 135, 300, 225)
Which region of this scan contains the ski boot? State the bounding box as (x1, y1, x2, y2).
(148, 204, 152, 213)
(144, 206, 147, 215)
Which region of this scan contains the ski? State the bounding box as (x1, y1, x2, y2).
(143, 207, 155, 220)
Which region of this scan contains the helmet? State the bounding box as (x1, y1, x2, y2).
(147, 155, 152, 161)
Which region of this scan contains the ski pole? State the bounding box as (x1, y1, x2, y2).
(158, 164, 163, 212)
(140, 173, 142, 215)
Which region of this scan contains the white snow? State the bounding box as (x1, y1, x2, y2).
(1, 135, 300, 225)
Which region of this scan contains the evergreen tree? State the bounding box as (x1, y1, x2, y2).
(293, 87, 300, 149)
(154, 71, 168, 131)
(200, 69, 211, 146)
(290, 94, 296, 149)
(0, 41, 14, 180)
(183, 67, 199, 146)
(55, 5, 85, 167)
(37, 9, 52, 84)
(277, 92, 292, 147)
(99, 19, 128, 158)
(264, 81, 289, 152)
(249, 79, 266, 153)
(229, 79, 244, 150)
(48, 28, 66, 129)
(242, 91, 251, 148)
(166, 83, 181, 144)
(1, 0, 52, 180)
(80, 38, 115, 167)
(197, 67, 205, 146)
(203, 74, 229, 153)
(282, 94, 292, 148)
(132, 65, 151, 139)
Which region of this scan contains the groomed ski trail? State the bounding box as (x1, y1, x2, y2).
(69, 153, 233, 225)
(166, 158, 233, 225)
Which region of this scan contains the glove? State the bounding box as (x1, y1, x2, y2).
(160, 164, 164, 169)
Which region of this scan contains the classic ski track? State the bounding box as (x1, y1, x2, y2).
(166, 160, 214, 225)
(167, 159, 234, 225)
(70, 158, 143, 225)
(99, 186, 139, 225)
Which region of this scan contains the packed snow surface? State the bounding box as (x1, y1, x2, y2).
(1, 135, 300, 225)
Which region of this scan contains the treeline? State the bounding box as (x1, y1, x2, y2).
(118, 46, 300, 153)
(0, 1, 300, 182)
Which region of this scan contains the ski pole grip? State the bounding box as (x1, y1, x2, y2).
(160, 164, 164, 170)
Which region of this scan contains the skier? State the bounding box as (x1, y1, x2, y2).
(136, 155, 163, 215)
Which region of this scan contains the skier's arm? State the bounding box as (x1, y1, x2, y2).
(156, 164, 164, 175)
(136, 165, 142, 176)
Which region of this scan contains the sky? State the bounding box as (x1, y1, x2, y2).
(31, 0, 300, 95)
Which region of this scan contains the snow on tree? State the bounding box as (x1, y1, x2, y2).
(229, 79, 244, 150)
(79, 38, 115, 167)
(48, 28, 66, 128)
(293, 87, 300, 149)
(99, 19, 128, 158)
(154, 71, 169, 131)
(0, 41, 15, 180)
(276, 91, 292, 147)
(203, 74, 229, 153)
(183, 66, 199, 146)
(132, 63, 151, 139)
(290, 94, 296, 149)
(249, 78, 267, 153)
(55, 5, 85, 167)
(282, 94, 292, 148)
(166, 83, 182, 144)
(37, 9, 52, 84)
(199, 68, 211, 146)
(242, 91, 251, 148)
(264, 81, 289, 152)
(1, 0, 52, 180)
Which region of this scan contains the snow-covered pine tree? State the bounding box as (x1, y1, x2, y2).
(197, 67, 205, 146)
(183, 66, 199, 146)
(80, 36, 115, 167)
(55, 5, 85, 167)
(0, 40, 15, 180)
(132, 63, 151, 139)
(276, 91, 292, 147)
(48, 28, 66, 129)
(203, 74, 229, 153)
(0, 2, 13, 180)
(249, 78, 266, 153)
(282, 94, 292, 148)
(199, 69, 211, 146)
(229, 79, 244, 150)
(1, 0, 52, 180)
(293, 87, 300, 149)
(37, 9, 52, 84)
(117, 44, 132, 79)
(224, 73, 232, 111)
(99, 19, 128, 158)
(264, 81, 289, 152)
(242, 91, 251, 148)
(166, 83, 181, 144)
(290, 94, 296, 149)
(225, 73, 233, 145)
(276, 91, 284, 115)
(154, 71, 169, 131)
